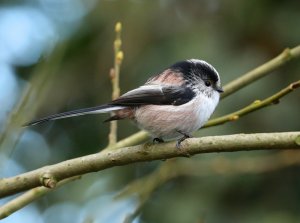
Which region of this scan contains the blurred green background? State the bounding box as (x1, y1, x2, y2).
(0, 0, 299, 222)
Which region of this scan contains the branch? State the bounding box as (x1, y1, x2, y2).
(108, 22, 124, 146)
(221, 45, 300, 98)
(0, 176, 80, 219)
(203, 80, 300, 128)
(0, 132, 299, 199)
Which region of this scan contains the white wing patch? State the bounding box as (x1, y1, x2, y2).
(121, 85, 163, 98)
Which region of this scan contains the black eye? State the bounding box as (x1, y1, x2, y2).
(204, 80, 211, 87)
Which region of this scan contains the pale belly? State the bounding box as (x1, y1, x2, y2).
(134, 95, 219, 140)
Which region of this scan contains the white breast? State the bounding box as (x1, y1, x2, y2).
(134, 92, 219, 140)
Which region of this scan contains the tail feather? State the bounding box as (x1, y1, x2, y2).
(24, 104, 125, 126)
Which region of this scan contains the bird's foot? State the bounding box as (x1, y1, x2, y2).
(153, 137, 164, 144)
(176, 131, 192, 149)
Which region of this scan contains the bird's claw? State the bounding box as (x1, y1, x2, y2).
(176, 131, 192, 149)
(153, 137, 164, 144)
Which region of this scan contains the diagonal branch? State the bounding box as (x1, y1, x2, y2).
(204, 80, 300, 128)
(221, 45, 300, 98)
(0, 132, 299, 199)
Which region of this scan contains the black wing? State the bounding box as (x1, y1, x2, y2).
(110, 84, 196, 106)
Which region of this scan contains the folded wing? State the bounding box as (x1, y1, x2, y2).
(110, 84, 195, 106)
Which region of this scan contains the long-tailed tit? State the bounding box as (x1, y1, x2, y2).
(25, 59, 223, 148)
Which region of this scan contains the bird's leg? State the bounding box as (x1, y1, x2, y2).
(176, 131, 192, 149)
(153, 137, 164, 144)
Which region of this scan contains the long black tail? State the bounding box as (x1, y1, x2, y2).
(24, 104, 124, 126)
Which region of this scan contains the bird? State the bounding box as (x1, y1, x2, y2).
(25, 59, 223, 148)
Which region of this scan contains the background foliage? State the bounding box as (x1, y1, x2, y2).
(0, 0, 299, 222)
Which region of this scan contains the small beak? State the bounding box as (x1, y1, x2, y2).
(215, 85, 224, 93)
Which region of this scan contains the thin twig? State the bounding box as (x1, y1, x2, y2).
(108, 22, 124, 146)
(204, 80, 300, 128)
(221, 45, 300, 98)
